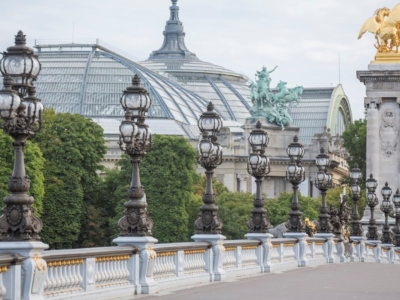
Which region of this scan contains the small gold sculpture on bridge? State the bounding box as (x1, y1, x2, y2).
(359, 4, 400, 62)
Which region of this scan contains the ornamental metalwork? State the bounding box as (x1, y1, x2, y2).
(194, 102, 223, 234)
(0, 32, 44, 241)
(365, 174, 380, 240)
(117, 75, 154, 237)
(246, 121, 271, 233)
(313, 148, 333, 233)
(390, 188, 400, 246)
(349, 164, 363, 237)
(249, 66, 303, 130)
(285, 136, 306, 232)
(380, 182, 394, 244)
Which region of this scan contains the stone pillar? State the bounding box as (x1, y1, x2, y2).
(236, 174, 248, 192)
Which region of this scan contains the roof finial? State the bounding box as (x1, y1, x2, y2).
(172, 0, 178, 5)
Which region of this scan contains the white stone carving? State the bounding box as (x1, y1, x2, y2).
(379, 109, 398, 157)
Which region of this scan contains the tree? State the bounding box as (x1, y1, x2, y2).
(341, 118, 367, 188)
(0, 131, 45, 215)
(33, 110, 107, 249)
(106, 135, 199, 243)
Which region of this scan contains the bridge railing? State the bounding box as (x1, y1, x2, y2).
(2, 237, 400, 299)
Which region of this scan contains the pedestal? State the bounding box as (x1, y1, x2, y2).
(349, 236, 365, 262)
(283, 232, 308, 267)
(113, 236, 158, 294)
(314, 233, 335, 263)
(366, 240, 382, 263)
(381, 243, 395, 263)
(191, 234, 226, 281)
(0, 241, 48, 300)
(245, 233, 273, 272)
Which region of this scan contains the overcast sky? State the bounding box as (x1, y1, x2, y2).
(1, 0, 398, 121)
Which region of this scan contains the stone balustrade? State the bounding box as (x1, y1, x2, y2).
(0, 238, 399, 299)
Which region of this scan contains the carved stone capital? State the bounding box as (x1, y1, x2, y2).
(364, 97, 381, 109)
(236, 173, 248, 181)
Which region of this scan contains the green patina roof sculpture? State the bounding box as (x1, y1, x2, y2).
(249, 66, 303, 130)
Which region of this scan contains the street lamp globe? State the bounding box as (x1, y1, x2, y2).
(315, 147, 330, 170)
(248, 153, 262, 170)
(0, 31, 41, 96)
(393, 189, 400, 208)
(198, 102, 223, 138)
(212, 142, 223, 165)
(350, 184, 361, 198)
(197, 133, 213, 159)
(366, 192, 378, 206)
(248, 121, 269, 153)
(381, 182, 392, 199)
(316, 170, 328, 186)
(136, 120, 152, 147)
(0, 76, 21, 119)
(120, 75, 151, 119)
(119, 118, 138, 144)
(23, 87, 43, 126)
(286, 161, 298, 179)
(350, 164, 362, 182)
(286, 135, 304, 162)
(366, 173, 378, 191)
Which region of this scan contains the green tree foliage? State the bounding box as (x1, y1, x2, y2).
(265, 192, 320, 227)
(0, 131, 45, 215)
(105, 135, 199, 243)
(341, 118, 367, 187)
(33, 110, 106, 249)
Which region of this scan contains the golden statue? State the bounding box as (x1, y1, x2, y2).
(304, 218, 316, 237)
(359, 4, 400, 62)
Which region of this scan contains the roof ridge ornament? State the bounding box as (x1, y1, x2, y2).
(148, 0, 198, 60)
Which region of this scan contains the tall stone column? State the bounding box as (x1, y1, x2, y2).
(361, 97, 384, 224)
(358, 65, 400, 226)
(237, 174, 248, 192)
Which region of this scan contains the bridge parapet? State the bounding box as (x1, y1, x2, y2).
(0, 238, 398, 299)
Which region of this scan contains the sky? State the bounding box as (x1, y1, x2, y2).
(1, 0, 399, 121)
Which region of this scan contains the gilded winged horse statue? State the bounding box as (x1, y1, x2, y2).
(358, 4, 400, 53)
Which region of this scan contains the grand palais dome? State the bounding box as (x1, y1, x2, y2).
(32, 0, 352, 143)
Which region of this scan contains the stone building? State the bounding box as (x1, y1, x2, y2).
(32, 0, 352, 197)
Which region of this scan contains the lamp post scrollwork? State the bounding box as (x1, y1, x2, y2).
(194, 102, 223, 234)
(314, 147, 333, 233)
(349, 164, 363, 237)
(0, 31, 44, 241)
(117, 75, 154, 237)
(380, 182, 394, 244)
(285, 135, 306, 232)
(365, 174, 379, 240)
(246, 121, 271, 233)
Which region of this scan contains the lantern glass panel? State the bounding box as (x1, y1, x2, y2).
(201, 117, 216, 131)
(200, 139, 212, 158)
(4, 56, 25, 74)
(382, 200, 391, 209)
(31, 57, 40, 76)
(350, 169, 362, 180)
(366, 180, 377, 189)
(287, 164, 297, 176)
(382, 187, 392, 197)
(120, 122, 135, 143)
(249, 154, 260, 169)
(0, 93, 20, 119)
(317, 172, 326, 183)
(393, 194, 400, 206)
(124, 93, 141, 110)
(316, 157, 329, 167)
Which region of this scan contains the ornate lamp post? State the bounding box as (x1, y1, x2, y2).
(380, 182, 394, 245)
(391, 189, 400, 247)
(194, 102, 223, 235)
(285, 136, 305, 232)
(314, 147, 333, 233)
(0, 31, 44, 241)
(349, 164, 363, 236)
(246, 121, 270, 233)
(365, 174, 379, 240)
(116, 75, 153, 237)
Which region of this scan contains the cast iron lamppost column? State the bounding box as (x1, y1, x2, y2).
(246, 121, 271, 233)
(0, 31, 44, 241)
(380, 182, 394, 245)
(244, 121, 274, 272)
(116, 75, 153, 237)
(391, 189, 400, 248)
(365, 174, 379, 241)
(194, 102, 223, 235)
(314, 147, 333, 233)
(283, 135, 308, 266)
(348, 164, 365, 262)
(285, 136, 305, 232)
(0, 32, 48, 299)
(192, 102, 226, 281)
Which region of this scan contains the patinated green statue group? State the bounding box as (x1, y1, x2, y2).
(249, 66, 303, 130)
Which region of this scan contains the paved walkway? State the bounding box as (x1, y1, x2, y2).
(139, 263, 400, 300)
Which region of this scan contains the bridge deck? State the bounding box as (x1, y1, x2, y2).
(137, 263, 400, 300)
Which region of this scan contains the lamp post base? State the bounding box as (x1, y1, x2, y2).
(191, 234, 226, 281)
(113, 236, 158, 294)
(0, 241, 48, 300)
(245, 233, 273, 272)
